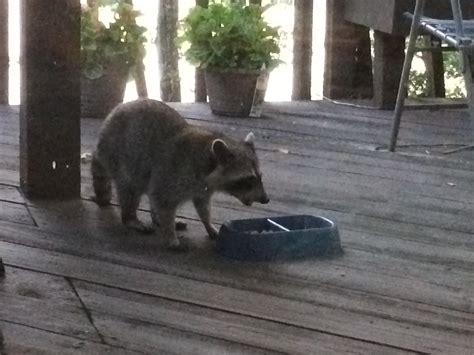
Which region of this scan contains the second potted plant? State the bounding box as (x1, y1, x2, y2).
(179, 1, 281, 117)
(81, 0, 147, 118)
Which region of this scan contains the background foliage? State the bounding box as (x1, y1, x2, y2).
(408, 40, 464, 99)
(178, 1, 281, 70)
(81, 0, 147, 80)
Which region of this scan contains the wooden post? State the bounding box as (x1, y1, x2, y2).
(292, 0, 313, 100)
(0, 0, 8, 104)
(194, 0, 208, 102)
(323, 0, 373, 100)
(20, 0, 81, 199)
(373, 31, 405, 109)
(422, 36, 445, 98)
(157, 0, 181, 102)
(125, 0, 148, 98)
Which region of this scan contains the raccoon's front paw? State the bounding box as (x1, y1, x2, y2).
(206, 226, 219, 240)
(166, 238, 189, 252)
(124, 219, 156, 234)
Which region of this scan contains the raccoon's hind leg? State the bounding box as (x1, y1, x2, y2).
(116, 179, 155, 234)
(150, 209, 187, 231)
(91, 153, 112, 206)
(193, 196, 218, 240)
(156, 205, 188, 252)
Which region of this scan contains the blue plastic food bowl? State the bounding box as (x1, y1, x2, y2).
(216, 215, 343, 261)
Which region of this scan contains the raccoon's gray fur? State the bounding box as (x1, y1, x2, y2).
(92, 99, 269, 251)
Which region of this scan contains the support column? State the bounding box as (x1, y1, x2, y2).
(323, 0, 373, 100)
(373, 31, 405, 109)
(422, 36, 445, 98)
(20, 0, 81, 199)
(0, 0, 8, 104)
(292, 0, 313, 100)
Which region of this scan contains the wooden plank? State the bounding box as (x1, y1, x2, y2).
(0, 240, 472, 354)
(0, 184, 24, 204)
(74, 280, 415, 355)
(20, 0, 81, 198)
(3, 207, 473, 314)
(0, 266, 83, 307)
(0, 200, 34, 226)
(0, 282, 100, 342)
(0, 168, 18, 187)
(1, 321, 140, 354)
(91, 312, 280, 355)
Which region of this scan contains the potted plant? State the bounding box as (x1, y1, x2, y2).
(81, 0, 147, 118)
(179, 1, 281, 117)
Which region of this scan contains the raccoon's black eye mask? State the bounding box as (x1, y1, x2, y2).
(226, 176, 259, 192)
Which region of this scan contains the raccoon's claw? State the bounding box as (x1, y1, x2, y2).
(124, 219, 156, 234)
(206, 225, 219, 240)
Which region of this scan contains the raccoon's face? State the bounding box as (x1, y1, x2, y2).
(207, 133, 269, 206)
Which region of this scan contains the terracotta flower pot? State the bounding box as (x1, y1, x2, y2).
(81, 61, 129, 119)
(205, 68, 262, 117)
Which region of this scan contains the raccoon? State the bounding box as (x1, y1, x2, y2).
(91, 99, 269, 251)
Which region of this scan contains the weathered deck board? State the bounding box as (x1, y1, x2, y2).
(1, 241, 471, 354)
(1, 321, 140, 354)
(1, 101, 474, 354)
(19, 202, 474, 298)
(73, 281, 416, 355)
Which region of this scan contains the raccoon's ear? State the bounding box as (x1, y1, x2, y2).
(211, 139, 234, 164)
(244, 132, 255, 149)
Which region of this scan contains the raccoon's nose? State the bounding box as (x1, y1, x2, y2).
(260, 195, 270, 204)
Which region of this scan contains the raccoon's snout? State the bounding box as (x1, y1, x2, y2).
(242, 192, 269, 206)
(260, 195, 270, 204)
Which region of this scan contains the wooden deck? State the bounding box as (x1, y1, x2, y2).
(1, 101, 473, 354)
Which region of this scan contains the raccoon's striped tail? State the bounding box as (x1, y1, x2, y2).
(91, 152, 112, 206)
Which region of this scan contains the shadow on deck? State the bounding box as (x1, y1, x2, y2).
(0, 101, 473, 354)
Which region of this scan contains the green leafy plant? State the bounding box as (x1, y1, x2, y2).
(178, 1, 282, 71)
(81, 0, 147, 80)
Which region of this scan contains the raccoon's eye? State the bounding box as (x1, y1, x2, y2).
(227, 176, 258, 191)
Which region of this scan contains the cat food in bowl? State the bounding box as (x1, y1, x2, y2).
(217, 215, 343, 261)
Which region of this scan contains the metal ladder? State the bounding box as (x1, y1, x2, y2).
(389, 0, 474, 152)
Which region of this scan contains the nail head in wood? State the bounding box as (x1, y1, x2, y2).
(0, 257, 5, 278)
